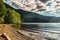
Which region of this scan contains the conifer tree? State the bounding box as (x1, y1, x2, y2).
(0, 0, 7, 23)
(5, 9, 21, 24)
(0, 0, 21, 29)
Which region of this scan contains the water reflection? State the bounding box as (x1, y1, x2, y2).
(21, 23, 60, 40)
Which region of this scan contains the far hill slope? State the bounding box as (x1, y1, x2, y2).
(5, 3, 60, 23)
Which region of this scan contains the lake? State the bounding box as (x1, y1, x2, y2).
(21, 23, 60, 40)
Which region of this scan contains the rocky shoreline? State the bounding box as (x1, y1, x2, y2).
(0, 24, 34, 40)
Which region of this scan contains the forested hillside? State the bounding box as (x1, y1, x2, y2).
(0, 0, 21, 29)
(0, 0, 21, 24)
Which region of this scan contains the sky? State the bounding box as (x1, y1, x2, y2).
(4, 0, 60, 17)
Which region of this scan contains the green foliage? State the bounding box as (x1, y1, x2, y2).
(5, 9, 21, 24)
(0, 0, 6, 13)
(12, 24, 21, 29)
(0, 0, 21, 29)
(0, 0, 7, 23)
(0, 17, 4, 23)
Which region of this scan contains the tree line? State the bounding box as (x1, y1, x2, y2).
(0, 0, 21, 24)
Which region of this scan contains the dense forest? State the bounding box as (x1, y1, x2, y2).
(0, 0, 21, 24)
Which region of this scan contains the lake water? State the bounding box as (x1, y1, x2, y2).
(22, 23, 60, 40)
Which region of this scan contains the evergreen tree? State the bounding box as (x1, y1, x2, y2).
(0, 0, 21, 29)
(5, 9, 21, 24)
(5, 9, 21, 29)
(0, 0, 7, 23)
